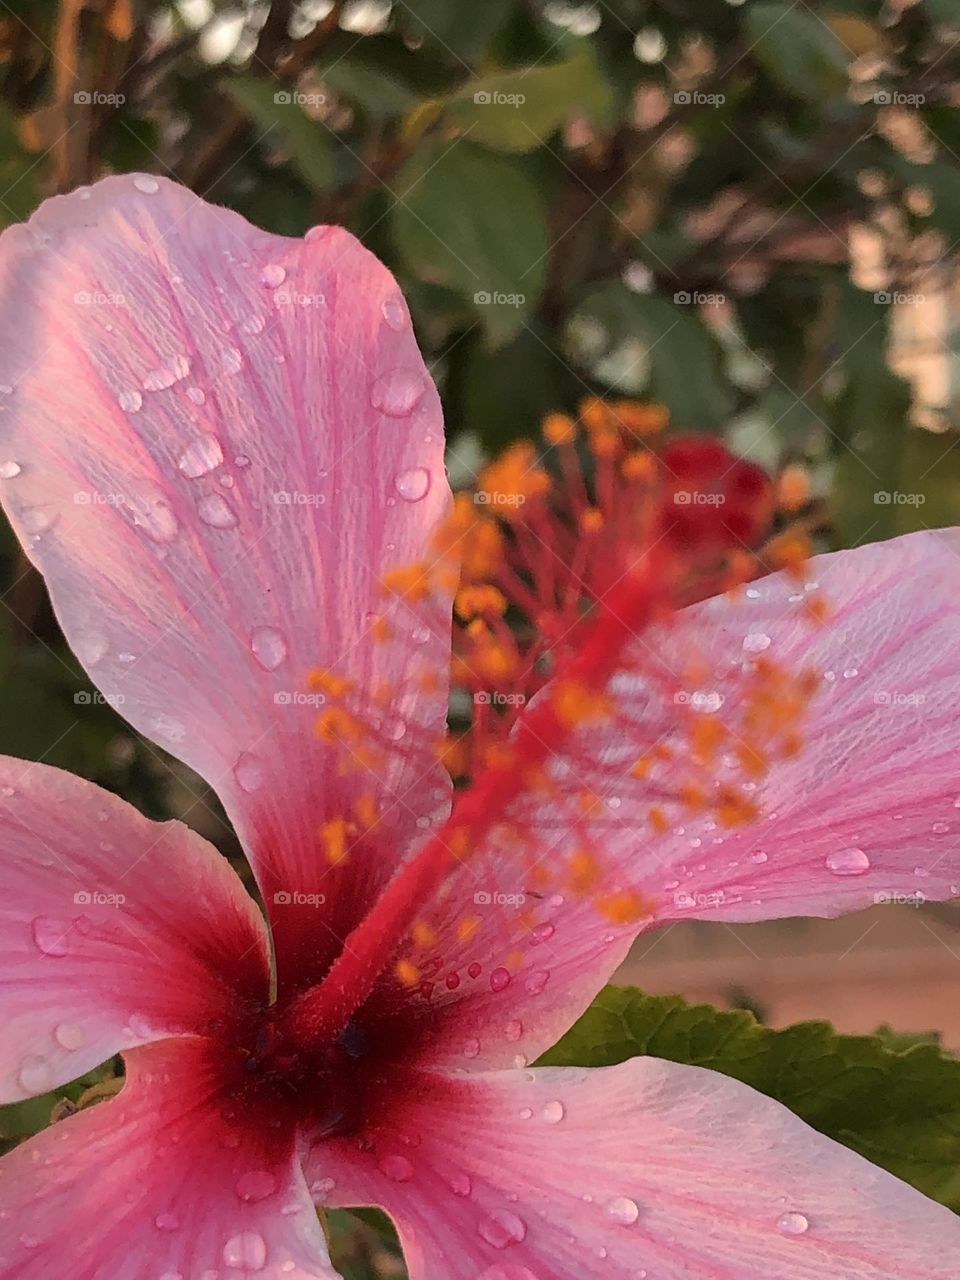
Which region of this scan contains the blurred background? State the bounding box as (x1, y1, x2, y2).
(1, 0, 960, 1181)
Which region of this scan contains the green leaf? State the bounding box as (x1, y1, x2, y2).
(565, 283, 735, 427)
(222, 78, 335, 191)
(391, 141, 549, 347)
(541, 986, 960, 1211)
(0, 106, 40, 226)
(743, 2, 850, 102)
(443, 47, 614, 153)
(317, 35, 451, 117)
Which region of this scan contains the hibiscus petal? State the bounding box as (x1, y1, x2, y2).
(0, 1037, 340, 1279)
(611, 528, 960, 924)
(309, 1057, 960, 1279)
(0, 754, 268, 1101)
(0, 175, 452, 982)
(363, 529, 960, 1072)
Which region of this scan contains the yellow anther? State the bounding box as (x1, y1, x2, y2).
(478, 741, 518, 772)
(805, 595, 829, 623)
(568, 848, 601, 894)
(552, 680, 610, 728)
(381, 563, 433, 603)
(542, 412, 577, 446)
(355, 792, 380, 832)
(609, 400, 669, 436)
(395, 958, 420, 987)
(411, 919, 437, 948)
(320, 816, 350, 865)
(736, 742, 768, 781)
(580, 508, 604, 534)
(447, 828, 471, 859)
(579, 397, 609, 432)
(715, 789, 759, 828)
(457, 915, 480, 942)
(477, 443, 551, 514)
(622, 451, 657, 482)
(308, 668, 353, 698)
(455, 584, 508, 620)
(678, 782, 707, 809)
(595, 888, 650, 924)
(690, 714, 725, 763)
(648, 805, 670, 835)
(316, 707, 362, 745)
(777, 464, 810, 512)
(436, 734, 468, 777)
(630, 756, 652, 779)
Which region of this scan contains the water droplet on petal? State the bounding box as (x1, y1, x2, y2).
(505, 1020, 523, 1042)
(178, 434, 224, 478)
(123, 491, 179, 543)
(371, 369, 427, 417)
(540, 1099, 564, 1124)
(260, 264, 286, 287)
(154, 1212, 179, 1231)
(0, 461, 21, 479)
(251, 626, 287, 671)
(236, 1171, 277, 1202)
(222, 1231, 267, 1270)
(518, 1107, 533, 1120)
(151, 714, 186, 743)
(381, 294, 406, 330)
(21, 505, 59, 536)
(18, 1055, 53, 1093)
(197, 493, 237, 528)
(241, 314, 266, 336)
(118, 389, 142, 413)
(32, 916, 70, 957)
(606, 1196, 639, 1225)
(54, 1022, 86, 1051)
(186, 386, 206, 405)
(234, 752, 265, 793)
(743, 632, 771, 653)
(932, 821, 950, 834)
(448, 1171, 472, 1197)
(133, 174, 159, 194)
(524, 970, 550, 995)
(395, 467, 431, 502)
(310, 1176, 335, 1199)
(235, 454, 251, 469)
(489, 967, 511, 992)
(477, 1210, 527, 1249)
(777, 1211, 809, 1235)
(531, 922, 554, 944)
(825, 847, 870, 877)
(468, 962, 482, 979)
(73, 631, 108, 666)
(750, 851, 768, 864)
(378, 1154, 414, 1182)
(463, 1039, 481, 1059)
(221, 347, 243, 375)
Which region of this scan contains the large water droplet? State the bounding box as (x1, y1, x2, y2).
(153, 1211, 179, 1231)
(178, 434, 224, 478)
(123, 491, 179, 543)
(236, 1171, 277, 1202)
(221, 347, 244, 376)
(133, 174, 159, 194)
(54, 1022, 87, 1051)
(825, 847, 870, 877)
(250, 626, 287, 671)
(371, 369, 427, 417)
(118, 389, 143, 413)
(524, 970, 550, 995)
(606, 1195, 639, 1225)
(541, 1099, 565, 1124)
(222, 1231, 267, 1270)
(0, 461, 21, 479)
(531, 922, 554, 944)
(197, 493, 237, 528)
(234, 752, 265, 793)
(477, 1210, 527, 1249)
(261, 264, 286, 287)
(777, 1210, 809, 1235)
(186, 386, 206, 405)
(151, 714, 186, 744)
(395, 467, 431, 502)
(18, 1055, 53, 1093)
(21, 506, 59, 535)
(73, 630, 109, 666)
(448, 1171, 472, 1197)
(463, 1038, 481, 1059)
(505, 1020, 523, 1042)
(489, 967, 512, 992)
(32, 916, 70, 957)
(378, 1153, 414, 1182)
(742, 632, 771, 654)
(381, 294, 406, 331)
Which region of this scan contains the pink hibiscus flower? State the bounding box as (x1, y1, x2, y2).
(0, 175, 958, 1280)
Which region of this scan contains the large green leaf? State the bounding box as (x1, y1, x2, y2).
(443, 47, 614, 153)
(222, 78, 335, 192)
(0, 106, 40, 226)
(541, 986, 960, 1211)
(566, 283, 735, 427)
(743, 2, 850, 102)
(391, 141, 549, 346)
